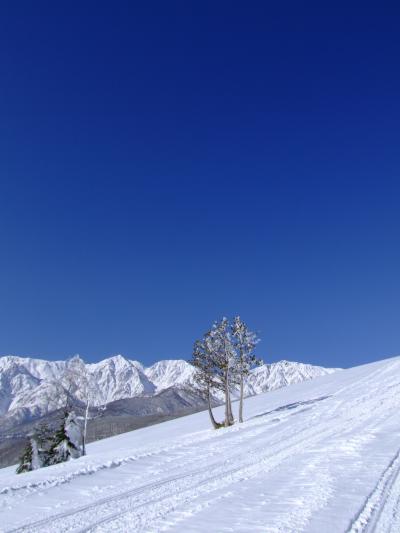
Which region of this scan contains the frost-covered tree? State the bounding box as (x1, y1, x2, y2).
(64, 355, 92, 455)
(209, 318, 238, 427)
(16, 438, 37, 474)
(191, 337, 223, 429)
(191, 318, 238, 428)
(47, 410, 82, 465)
(16, 423, 54, 473)
(191, 316, 261, 428)
(232, 316, 261, 423)
(33, 422, 53, 467)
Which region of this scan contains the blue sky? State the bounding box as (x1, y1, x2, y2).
(1, 2, 399, 368)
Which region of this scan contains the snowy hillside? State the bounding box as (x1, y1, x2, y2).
(1, 355, 400, 532)
(0, 354, 336, 426)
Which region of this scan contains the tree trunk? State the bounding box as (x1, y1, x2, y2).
(224, 385, 230, 427)
(224, 371, 233, 427)
(239, 374, 244, 423)
(82, 398, 89, 455)
(227, 387, 234, 424)
(207, 387, 220, 429)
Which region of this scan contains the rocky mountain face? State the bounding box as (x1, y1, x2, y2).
(0, 354, 337, 428)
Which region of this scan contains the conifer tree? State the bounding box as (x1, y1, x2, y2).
(191, 316, 262, 428)
(33, 422, 53, 467)
(232, 316, 261, 423)
(191, 318, 238, 428)
(210, 318, 238, 427)
(191, 337, 223, 429)
(16, 423, 54, 473)
(47, 410, 82, 465)
(16, 439, 35, 474)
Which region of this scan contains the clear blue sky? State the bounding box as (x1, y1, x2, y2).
(1, 2, 399, 368)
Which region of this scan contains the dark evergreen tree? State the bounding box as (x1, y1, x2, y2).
(16, 423, 55, 473)
(16, 439, 35, 474)
(46, 410, 82, 465)
(33, 422, 53, 467)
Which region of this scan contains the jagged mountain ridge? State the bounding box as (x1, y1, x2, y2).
(0, 354, 338, 426)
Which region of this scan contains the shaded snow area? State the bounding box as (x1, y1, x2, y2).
(1, 356, 400, 532)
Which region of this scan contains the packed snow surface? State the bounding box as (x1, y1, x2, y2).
(1, 355, 400, 532)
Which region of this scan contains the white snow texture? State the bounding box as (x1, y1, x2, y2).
(0, 355, 400, 532)
(0, 354, 336, 423)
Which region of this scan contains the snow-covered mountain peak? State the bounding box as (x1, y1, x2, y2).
(87, 355, 156, 404)
(242, 360, 337, 397)
(88, 354, 144, 374)
(145, 359, 196, 392)
(129, 360, 145, 372)
(88, 354, 128, 371)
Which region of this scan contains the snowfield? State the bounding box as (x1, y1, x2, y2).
(1, 355, 400, 532)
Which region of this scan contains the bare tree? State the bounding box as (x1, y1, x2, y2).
(63, 355, 92, 455)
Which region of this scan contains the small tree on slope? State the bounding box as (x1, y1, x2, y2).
(210, 318, 238, 427)
(16, 422, 55, 473)
(47, 410, 82, 465)
(64, 355, 92, 455)
(16, 438, 37, 474)
(191, 337, 224, 429)
(232, 316, 261, 423)
(191, 318, 238, 428)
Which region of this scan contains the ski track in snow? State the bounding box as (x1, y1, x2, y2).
(1, 356, 400, 532)
(347, 446, 400, 533)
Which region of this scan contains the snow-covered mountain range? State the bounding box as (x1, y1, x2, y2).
(0, 354, 337, 427)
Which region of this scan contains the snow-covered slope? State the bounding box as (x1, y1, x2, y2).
(1, 355, 399, 532)
(0, 354, 336, 427)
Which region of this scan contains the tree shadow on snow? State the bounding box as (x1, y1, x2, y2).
(250, 395, 331, 421)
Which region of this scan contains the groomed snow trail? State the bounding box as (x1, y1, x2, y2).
(1, 356, 400, 532)
(348, 446, 400, 533)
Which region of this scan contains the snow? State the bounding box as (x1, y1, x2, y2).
(1, 355, 400, 532)
(0, 355, 336, 426)
(64, 412, 83, 456)
(85, 355, 156, 404)
(144, 359, 197, 392)
(243, 359, 337, 396)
